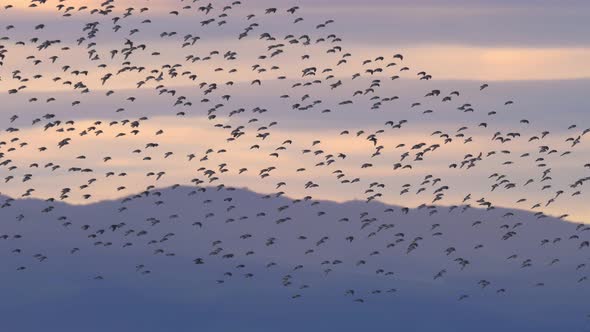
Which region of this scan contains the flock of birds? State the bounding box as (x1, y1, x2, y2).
(0, 0, 589, 319)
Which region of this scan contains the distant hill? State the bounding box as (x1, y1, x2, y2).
(0, 186, 588, 332)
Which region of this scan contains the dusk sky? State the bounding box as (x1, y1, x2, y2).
(1, 0, 589, 220)
(0, 1, 589, 331)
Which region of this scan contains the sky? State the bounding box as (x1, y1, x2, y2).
(1, 1, 590, 331)
(0, 0, 589, 222)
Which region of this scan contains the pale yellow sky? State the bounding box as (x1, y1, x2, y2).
(0, 0, 589, 224)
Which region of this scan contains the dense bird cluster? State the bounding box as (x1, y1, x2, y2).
(0, 0, 588, 316)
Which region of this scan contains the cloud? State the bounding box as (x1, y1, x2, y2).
(2, 113, 588, 223)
